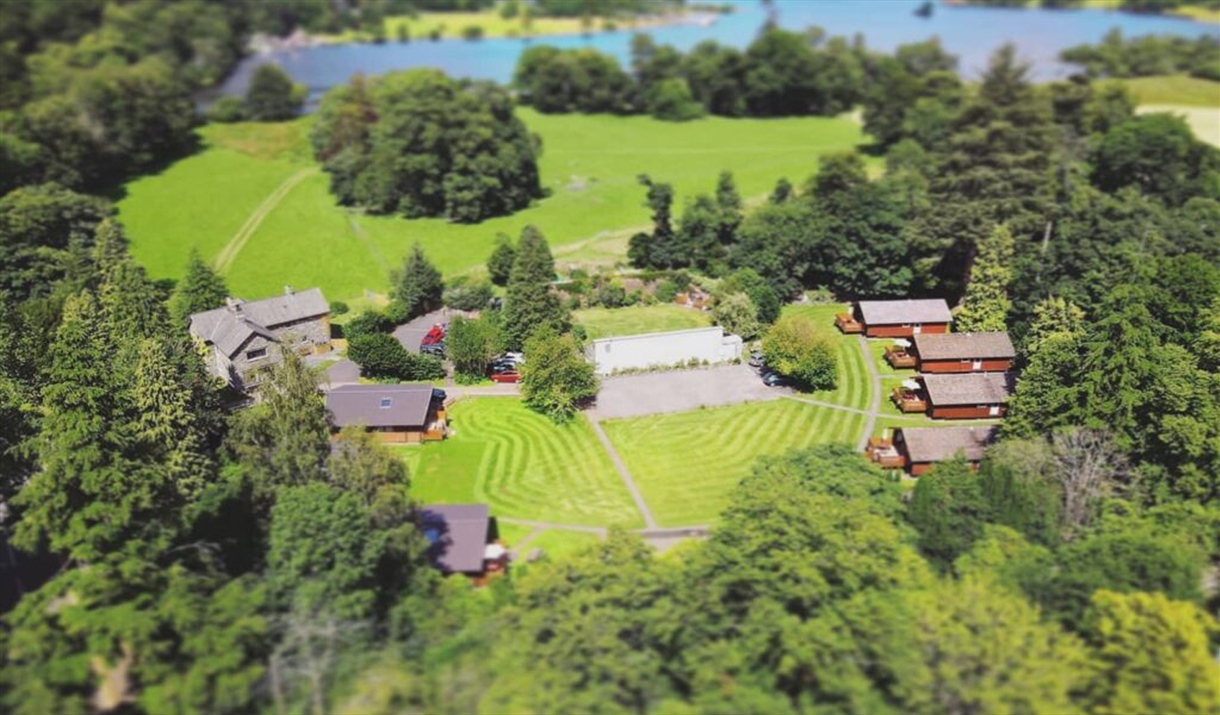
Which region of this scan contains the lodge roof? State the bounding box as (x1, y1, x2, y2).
(921, 372, 1015, 406)
(899, 426, 999, 463)
(189, 287, 329, 358)
(326, 383, 433, 429)
(913, 331, 1016, 361)
(420, 504, 491, 574)
(857, 299, 953, 326)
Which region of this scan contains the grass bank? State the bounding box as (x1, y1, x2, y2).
(574, 304, 713, 341)
(118, 109, 867, 302)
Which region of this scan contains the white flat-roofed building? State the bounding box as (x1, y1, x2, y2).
(585, 326, 743, 376)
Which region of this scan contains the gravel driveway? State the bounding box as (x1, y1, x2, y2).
(592, 364, 789, 420)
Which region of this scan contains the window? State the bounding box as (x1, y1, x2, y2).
(246, 347, 267, 361)
(380, 397, 392, 409)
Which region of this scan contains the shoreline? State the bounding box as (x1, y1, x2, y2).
(249, 9, 724, 54)
(940, 0, 1220, 25)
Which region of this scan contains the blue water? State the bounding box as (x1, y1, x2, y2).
(219, 0, 1218, 106)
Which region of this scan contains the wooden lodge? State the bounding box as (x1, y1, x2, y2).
(867, 426, 999, 476)
(910, 332, 1015, 373)
(326, 384, 447, 443)
(420, 504, 508, 585)
(836, 299, 953, 338)
(921, 372, 1015, 419)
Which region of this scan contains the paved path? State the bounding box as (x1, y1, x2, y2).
(592, 364, 787, 420)
(214, 167, 317, 273)
(856, 335, 883, 451)
(587, 414, 658, 529)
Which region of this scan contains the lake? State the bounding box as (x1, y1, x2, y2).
(218, 0, 1218, 107)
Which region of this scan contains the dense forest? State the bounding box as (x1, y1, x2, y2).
(2, 1, 1220, 713)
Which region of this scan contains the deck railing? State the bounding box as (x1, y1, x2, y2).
(884, 346, 917, 369)
(835, 313, 863, 334)
(890, 387, 927, 413)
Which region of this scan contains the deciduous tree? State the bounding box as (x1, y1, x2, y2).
(519, 327, 597, 422)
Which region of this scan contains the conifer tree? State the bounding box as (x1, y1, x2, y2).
(389, 243, 444, 322)
(628, 175, 677, 269)
(132, 337, 216, 500)
(714, 170, 742, 246)
(955, 224, 1014, 332)
(502, 225, 566, 350)
(487, 233, 517, 287)
(170, 249, 229, 326)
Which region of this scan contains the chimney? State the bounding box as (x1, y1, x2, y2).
(285, 285, 294, 296)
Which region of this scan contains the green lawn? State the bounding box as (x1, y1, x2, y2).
(601, 399, 869, 527)
(401, 398, 643, 528)
(323, 6, 671, 43)
(525, 530, 605, 559)
(574, 304, 713, 340)
(1114, 76, 1220, 108)
(868, 338, 914, 377)
(118, 110, 868, 302)
(778, 304, 874, 411)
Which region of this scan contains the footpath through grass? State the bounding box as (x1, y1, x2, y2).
(402, 398, 643, 528)
(601, 399, 869, 527)
(574, 304, 713, 340)
(118, 110, 867, 302)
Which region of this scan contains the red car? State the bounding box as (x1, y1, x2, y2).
(490, 370, 520, 383)
(421, 325, 446, 345)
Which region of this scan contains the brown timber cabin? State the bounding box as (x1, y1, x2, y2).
(868, 426, 999, 476)
(910, 332, 1016, 373)
(326, 384, 447, 443)
(836, 299, 953, 337)
(921, 372, 1015, 419)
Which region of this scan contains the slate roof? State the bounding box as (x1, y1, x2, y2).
(921, 372, 1015, 406)
(420, 504, 490, 573)
(189, 288, 328, 358)
(857, 299, 953, 326)
(899, 426, 999, 463)
(326, 384, 433, 429)
(913, 332, 1015, 361)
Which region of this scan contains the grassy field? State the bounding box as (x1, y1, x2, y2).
(602, 399, 869, 526)
(1115, 76, 1220, 108)
(574, 304, 713, 340)
(524, 530, 605, 559)
(778, 304, 874, 411)
(322, 6, 681, 43)
(401, 398, 643, 528)
(118, 111, 868, 302)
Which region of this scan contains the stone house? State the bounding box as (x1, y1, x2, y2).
(189, 287, 331, 391)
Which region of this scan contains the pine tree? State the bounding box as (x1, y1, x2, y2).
(487, 233, 517, 287)
(132, 337, 217, 501)
(503, 225, 567, 350)
(389, 243, 444, 322)
(170, 249, 229, 326)
(225, 351, 331, 502)
(13, 292, 177, 561)
(90, 218, 129, 278)
(628, 175, 678, 269)
(955, 224, 1014, 332)
(714, 170, 743, 246)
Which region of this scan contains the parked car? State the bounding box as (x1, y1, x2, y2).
(490, 370, 520, 383)
(762, 371, 789, 388)
(421, 324, 446, 345)
(748, 355, 765, 369)
(501, 352, 525, 364)
(431, 388, 447, 403)
(421, 343, 446, 357)
(490, 362, 517, 374)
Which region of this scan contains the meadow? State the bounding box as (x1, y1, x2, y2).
(574, 304, 713, 340)
(401, 398, 644, 528)
(601, 399, 869, 527)
(117, 110, 868, 302)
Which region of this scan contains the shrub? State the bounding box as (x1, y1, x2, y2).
(447, 314, 501, 380)
(713, 292, 761, 340)
(408, 353, 446, 381)
(329, 301, 350, 316)
(443, 276, 494, 311)
(244, 64, 305, 121)
(344, 310, 394, 340)
(762, 314, 837, 390)
(721, 268, 781, 325)
(655, 279, 681, 304)
(206, 96, 246, 123)
(462, 25, 484, 41)
(594, 283, 627, 308)
(499, 1, 520, 19)
(520, 327, 599, 423)
(347, 333, 412, 380)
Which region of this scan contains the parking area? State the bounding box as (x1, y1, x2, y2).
(592, 364, 789, 420)
(392, 308, 450, 353)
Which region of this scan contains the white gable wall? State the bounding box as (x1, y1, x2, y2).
(586, 327, 743, 376)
